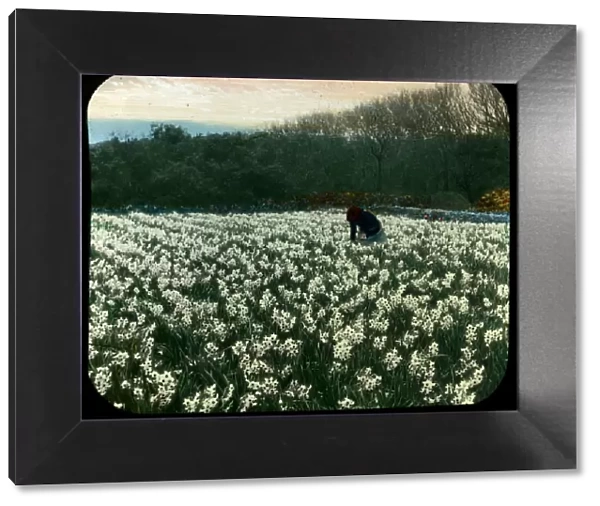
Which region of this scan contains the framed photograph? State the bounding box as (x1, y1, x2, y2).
(9, 8, 576, 485)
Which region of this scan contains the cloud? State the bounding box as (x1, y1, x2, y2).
(88, 76, 464, 128)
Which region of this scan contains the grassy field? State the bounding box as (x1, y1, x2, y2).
(88, 209, 510, 414)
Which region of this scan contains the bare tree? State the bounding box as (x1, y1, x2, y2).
(343, 98, 395, 192)
(465, 84, 509, 138)
(401, 85, 471, 191)
(267, 82, 508, 195)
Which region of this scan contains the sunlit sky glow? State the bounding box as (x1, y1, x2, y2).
(89, 76, 468, 128)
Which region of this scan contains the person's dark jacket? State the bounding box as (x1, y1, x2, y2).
(349, 210, 382, 241)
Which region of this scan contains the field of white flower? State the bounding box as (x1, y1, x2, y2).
(88, 209, 509, 414)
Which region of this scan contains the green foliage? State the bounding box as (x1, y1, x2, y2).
(89, 210, 510, 413)
(453, 135, 510, 202)
(89, 123, 509, 210)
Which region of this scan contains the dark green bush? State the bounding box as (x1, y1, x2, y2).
(89, 124, 508, 211)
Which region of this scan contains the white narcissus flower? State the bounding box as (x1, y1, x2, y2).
(338, 397, 356, 409)
(89, 209, 509, 413)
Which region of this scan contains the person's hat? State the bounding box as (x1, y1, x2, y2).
(346, 206, 362, 221)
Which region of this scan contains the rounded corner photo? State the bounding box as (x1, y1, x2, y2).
(87, 77, 511, 415)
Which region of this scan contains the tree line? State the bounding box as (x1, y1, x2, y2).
(89, 83, 509, 209)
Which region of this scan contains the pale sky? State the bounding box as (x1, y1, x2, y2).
(89, 76, 466, 129)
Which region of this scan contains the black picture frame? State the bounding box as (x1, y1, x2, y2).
(9, 8, 576, 485)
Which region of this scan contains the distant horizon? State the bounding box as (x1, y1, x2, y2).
(87, 118, 255, 144)
(88, 76, 466, 130)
